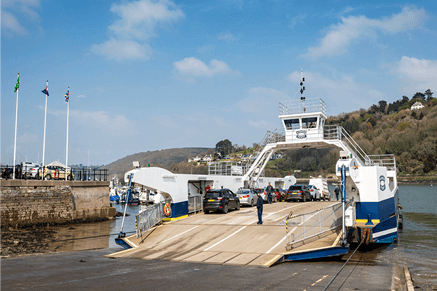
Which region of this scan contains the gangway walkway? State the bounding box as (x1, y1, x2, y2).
(108, 201, 346, 267)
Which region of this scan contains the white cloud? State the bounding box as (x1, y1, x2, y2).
(173, 57, 240, 79)
(92, 0, 184, 61)
(302, 7, 427, 59)
(91, 38, 153, 61)
(394, 56, 437, 92)
(217, 32, 238, 41)
(77, 94, 86, 98)
(288, 71, 385, 113)
(1, 0, 40, 37)
(289, 14, 306, 29)
(108, 0, 184, 41)
(1, 11, 28, 36)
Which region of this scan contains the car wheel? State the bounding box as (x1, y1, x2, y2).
(303, 195, 307, 202)
(251, 199, 255, 207)
(67, 175, 73, 181)
(45, 174, 51, 180)
(236, 202, 240, 210)
(204, 210, 209, 214)
(223, 204, 229, 214)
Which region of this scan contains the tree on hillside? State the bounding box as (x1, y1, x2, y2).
(413, 92, 426, 100)
(378, 100, 387, 113)
(425, 89, 434, 101)
(215, 139, 232, 156)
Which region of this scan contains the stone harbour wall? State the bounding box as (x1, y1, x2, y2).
(0, 180, 116, 227)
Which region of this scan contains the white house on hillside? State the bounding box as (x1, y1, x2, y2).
(411, 101, 424, 110)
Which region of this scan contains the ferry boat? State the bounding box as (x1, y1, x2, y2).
(124, 74, 400, 245)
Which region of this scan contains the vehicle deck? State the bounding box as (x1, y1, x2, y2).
(108, 201, 344, 267)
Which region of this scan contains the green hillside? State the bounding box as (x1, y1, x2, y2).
(104, 147, 212, 180)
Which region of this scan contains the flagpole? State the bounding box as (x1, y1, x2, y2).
(65, 87, 70, 180)
(12, 73, 20, 180)
(42, 80, 48, 180)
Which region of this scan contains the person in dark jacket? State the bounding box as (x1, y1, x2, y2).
(256, 193, 263, 224)
(266, 183, 273, 204)
(334, 186, 340, 201)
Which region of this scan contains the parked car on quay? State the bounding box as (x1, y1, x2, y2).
(30, 165, 40, 179)
(203, 189, 240, 214)
(1, 165, 21, 179)
(39, 165, 74, 180)
(307, 185, 322, 201)
(236, 188, 257, 207)
(286, 185, 311, 202)
(21, 162, 39, 179)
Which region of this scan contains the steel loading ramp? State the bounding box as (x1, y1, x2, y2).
(107, 201, 348, 267)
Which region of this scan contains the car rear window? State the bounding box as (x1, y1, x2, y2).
(237, 190, 249, 194)
(289, 186, 303, 190)
(205, 191, 222, 198)
(254, 189, 263, 193)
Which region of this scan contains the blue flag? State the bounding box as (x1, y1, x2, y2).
(42, 81, 49, 96)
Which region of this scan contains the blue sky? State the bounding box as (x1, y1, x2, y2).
(2, 0, 437, 166)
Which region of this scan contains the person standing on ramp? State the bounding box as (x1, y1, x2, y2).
(257, 193, 263, 224)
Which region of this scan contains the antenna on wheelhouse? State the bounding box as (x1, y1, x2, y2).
(300, 68, 306, 112)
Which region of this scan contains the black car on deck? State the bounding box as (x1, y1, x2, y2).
(203, 189, 240, 214)
(286, 185, 311, 202)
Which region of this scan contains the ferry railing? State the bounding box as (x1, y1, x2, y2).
(368, 155, 396, 171)
(188, 194, 203, 214)
(208, 162, 251, 176)
(323, 125, 370, 166)
(135, 203, 163, 239)
(285, 202, 343, 249)
(279, 98, 327, 116)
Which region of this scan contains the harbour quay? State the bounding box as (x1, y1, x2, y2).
(0, 180, 115, 227)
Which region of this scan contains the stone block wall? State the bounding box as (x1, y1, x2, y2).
(0, 180, 115, 226)
(1, 186, 74, 225)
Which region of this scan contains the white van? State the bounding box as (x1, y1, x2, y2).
(308, 177, 330, 201)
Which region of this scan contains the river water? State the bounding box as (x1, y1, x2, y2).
(42, 184, 436, 286)
(387, 184, 437, 287)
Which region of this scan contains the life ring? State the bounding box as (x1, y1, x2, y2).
(54, 170, 59, 179)
(164, 203, 171, 217)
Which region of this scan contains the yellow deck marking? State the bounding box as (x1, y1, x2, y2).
(311, 275, 329, 286)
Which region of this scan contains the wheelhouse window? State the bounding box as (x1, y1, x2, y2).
(302, 117, 317, 129)
(284, 119, 300, 130)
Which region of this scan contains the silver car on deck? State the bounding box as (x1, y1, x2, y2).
(236, 188, 257, 207)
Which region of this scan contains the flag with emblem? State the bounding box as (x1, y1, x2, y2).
(14, 73, 20, 92)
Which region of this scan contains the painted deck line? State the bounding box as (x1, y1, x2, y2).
(161, 225, 200, 243)
(204, 226, 247, 251)
(248, 204, 299, 225)
(125, 237, 138, 248)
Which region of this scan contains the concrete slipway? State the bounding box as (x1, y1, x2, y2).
(108, 201, 344, 267)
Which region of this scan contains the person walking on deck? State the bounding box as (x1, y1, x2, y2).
(266, 183, 273, 204)
(256, 193, 263, 224)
